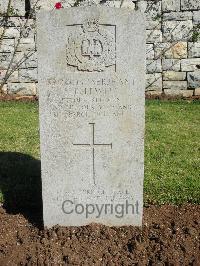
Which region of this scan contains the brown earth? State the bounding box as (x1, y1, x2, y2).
(0, 204, 199, 265)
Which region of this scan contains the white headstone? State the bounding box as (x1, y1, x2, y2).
(37, 6, 146, 227)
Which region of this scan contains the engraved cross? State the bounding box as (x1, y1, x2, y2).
(73, 123, 112, 185)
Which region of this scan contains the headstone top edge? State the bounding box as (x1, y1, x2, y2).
(36, 6, 145, 18)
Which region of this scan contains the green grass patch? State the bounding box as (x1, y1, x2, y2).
(145, 100, 200, 204)
(0, 100, 199, 207)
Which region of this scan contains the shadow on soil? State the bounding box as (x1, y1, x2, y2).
(0, 152, 43, 228)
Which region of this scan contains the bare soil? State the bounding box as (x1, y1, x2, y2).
(0, 204, 199, 265)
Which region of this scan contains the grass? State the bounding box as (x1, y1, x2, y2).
(0, 100, 199, 208)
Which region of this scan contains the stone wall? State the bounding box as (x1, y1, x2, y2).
(0, 0, 200, 97)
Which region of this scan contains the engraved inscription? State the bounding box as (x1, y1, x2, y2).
(66, 19, 116, 72)
(47, 77, 135, 119)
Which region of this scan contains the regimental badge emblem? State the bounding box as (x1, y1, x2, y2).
(66, 19, 116, 72)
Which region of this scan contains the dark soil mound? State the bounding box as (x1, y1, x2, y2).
(0, 204, 199, 265)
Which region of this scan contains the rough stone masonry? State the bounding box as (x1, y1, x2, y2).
(37, 6, 145, 227)
(0, 0, 200, 97)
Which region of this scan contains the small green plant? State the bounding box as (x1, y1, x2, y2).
(192, 24, 200, 42)
(8, 6, 19, 16)
(153, 14, 161, 21)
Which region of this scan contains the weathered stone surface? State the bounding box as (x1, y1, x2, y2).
(162, 59, 181, 71)
(163, 11, 192, 21)
(155, 41, 187, 59)
(7, 82, 37, 95)
(163, 80, 187, 90)
(16, 38, 36, 52)
(188, 42, 200, 58)
(146, 30, 162, 43)
(146, 73, 162, 91)
(0, 70, 18, 82)
(162, 0, 180, 12)
(187, 71, 200, 88)
(1, 84, 7, 94)
(181, 0, 200, 11)
(103, 0, 135, 10)
(147, 59, 162, 73)
(19, 68, 38, 82)
(181, 58, 200, 71)
(0, 0, 25, 16)
(163, 21, 193, 41)
(163, 71, 186, 80)
(193, 11, 200, 25)
(194, 88, 200, 95)
(1, 27, 20, 38)
(181, 90, 194, 97)
(31, 0, 77, 10)
(0, 17, 20, 27)
(164, 89, 193, 97)
(154, 42, 171, 58)
(145, 90, 162, 97)
(0, 39, 15, 53)
(23, 52, 38, 68)
(165, 42, 187, 59)
(146, 20, 161, 30)
(137, 1, 147, 13)
(38, 7, 145, 227)
(145, 1, 162, 21)
(0, 53, 13, 69)
(146, 44, 154, 59)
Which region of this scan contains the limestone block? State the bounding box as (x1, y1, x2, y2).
(147, 59, 162, 73)
(12, 52, 26, 68)
(24, 52, 37, 68)
(19, 68, 38, 82)
(1, 84, 7, 94)
(145, 90, 162, 97)
(0, 70, 18, 82)
(163, 20, 193, 42)
(0, 0, 25, 16)
(194, 88, 200, 95)
(102, 0, 135, 9)
(162, 59, 181, 71)
(0, 39, 15, 53)
(31, 0, 75, 10)
(146, 44, 154, 59)
(146, 20, 161, 30)
(181, 0, 200, 11)
(2, 27, 20, 38)
(7, 82, 37, 95)
(146, 73, 162, 91)
(187, 71, 200, 88)
(16, 38, 36, 52)
(137, 1, 147, 13)
(0, 17, 21, 27)
(162, 0, 180, 12)
(164, 42, 187, 59)
(164, 89, 193, 97)
(181, 90, 194, 97)
(163, 11, 192, 21)
(188, 42, 200, 58)
(181, 59, 200, 71)
(163, 81, 187, 90)
(0, 53, 12, 69)
(146, 30, 162, 43)
(163, 71, 186, 81)
(154, 42, 171, 58)
(145, 1, 162, 21)
(193, 11, 200, 25)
